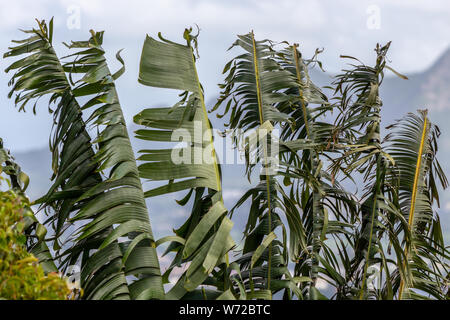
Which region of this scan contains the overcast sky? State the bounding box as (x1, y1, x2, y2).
(1, 0, 449, 152)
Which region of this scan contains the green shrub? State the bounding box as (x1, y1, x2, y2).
(0, 190, 69, 300)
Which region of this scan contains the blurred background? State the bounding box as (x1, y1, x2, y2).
(1, 0, 449, 289)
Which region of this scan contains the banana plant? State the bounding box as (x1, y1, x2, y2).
(386, 110, 449, 299)
(133, 28, 235, 300)
(329, 42, 450, 300)
(3, 20, 108, 284)
(213, 32, 310, 299)
(330, 42, 406, 299)
(273, 43, 358, 299)
(61, 29, 165, 300)
(279, 45, 326, 295)
(4, 19, 164, 300)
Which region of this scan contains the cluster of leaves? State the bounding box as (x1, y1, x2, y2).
(0, 189, 70, 300)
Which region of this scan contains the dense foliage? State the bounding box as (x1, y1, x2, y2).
(0, 189, 69, 299)
(0, 18, 448, 300)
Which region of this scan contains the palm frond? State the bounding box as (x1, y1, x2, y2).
(214, 32, 307, 298)
(4, 19, 145, 300)
(59, 29, 164, 300)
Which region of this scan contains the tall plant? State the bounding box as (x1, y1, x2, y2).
(134, 28, 235, 299)
(4, 19, 163, 300)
